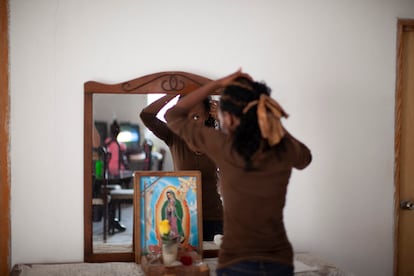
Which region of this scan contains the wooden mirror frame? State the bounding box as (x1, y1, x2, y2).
(84, 71, 213, 262)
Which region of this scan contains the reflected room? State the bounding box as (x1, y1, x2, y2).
(91, 94, 169, 253)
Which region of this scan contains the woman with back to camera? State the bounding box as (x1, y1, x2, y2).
(140, 93, 223, 241)
(165, 69, 312, 275)
(105, 120, 129, 176)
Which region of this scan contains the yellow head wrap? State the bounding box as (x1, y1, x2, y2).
(242, 94, 289, 146)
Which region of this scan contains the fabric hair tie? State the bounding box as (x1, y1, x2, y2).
(242, 94, 289, 145)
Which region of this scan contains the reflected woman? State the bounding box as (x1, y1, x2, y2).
(140, 94, 223, 241)
(104, 120, 129, 176)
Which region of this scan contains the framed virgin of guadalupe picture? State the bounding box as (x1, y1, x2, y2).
(134, 170, 203, 262)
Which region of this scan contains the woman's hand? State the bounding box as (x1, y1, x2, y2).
(169, 69, 253, 114)
(217, 69, 253, 87)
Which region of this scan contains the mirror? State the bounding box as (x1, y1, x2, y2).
(84, 71, 214, 262)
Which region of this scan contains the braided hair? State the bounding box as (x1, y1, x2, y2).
(219, 77, 273, 170)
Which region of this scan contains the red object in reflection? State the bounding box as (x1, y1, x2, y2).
(180, 255, 193, 266)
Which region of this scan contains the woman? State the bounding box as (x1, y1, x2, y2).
(165, 70, 312, 275)
(140, 94, 223, 241)
(104, 120, 128, 176)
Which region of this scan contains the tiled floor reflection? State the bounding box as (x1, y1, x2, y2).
(93, 203, 133, 253)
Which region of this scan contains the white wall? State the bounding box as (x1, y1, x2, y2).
(9, 1, 414, 275)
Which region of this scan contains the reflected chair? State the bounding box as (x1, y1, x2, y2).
(157, 148, 167, 171)
(142, 139, 153, 170)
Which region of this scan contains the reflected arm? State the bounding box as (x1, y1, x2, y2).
(140, 94, 177, 145)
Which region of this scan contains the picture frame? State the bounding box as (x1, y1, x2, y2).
(134, 170, 203, 262)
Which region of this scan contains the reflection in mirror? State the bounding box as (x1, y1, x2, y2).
(93, 94, 146, 254)
(92, 94, 176, 254)
(84, 72, 213, 262)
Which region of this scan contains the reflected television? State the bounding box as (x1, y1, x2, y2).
(117, 122, 141, 152)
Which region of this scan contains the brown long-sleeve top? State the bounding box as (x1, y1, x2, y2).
(140, 110, 223, 221)
(165, 106, 312, 269)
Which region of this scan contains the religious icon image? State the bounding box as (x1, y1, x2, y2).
(134, 171, 202, 259)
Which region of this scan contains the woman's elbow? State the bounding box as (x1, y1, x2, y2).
(295, 152, 312, 170)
